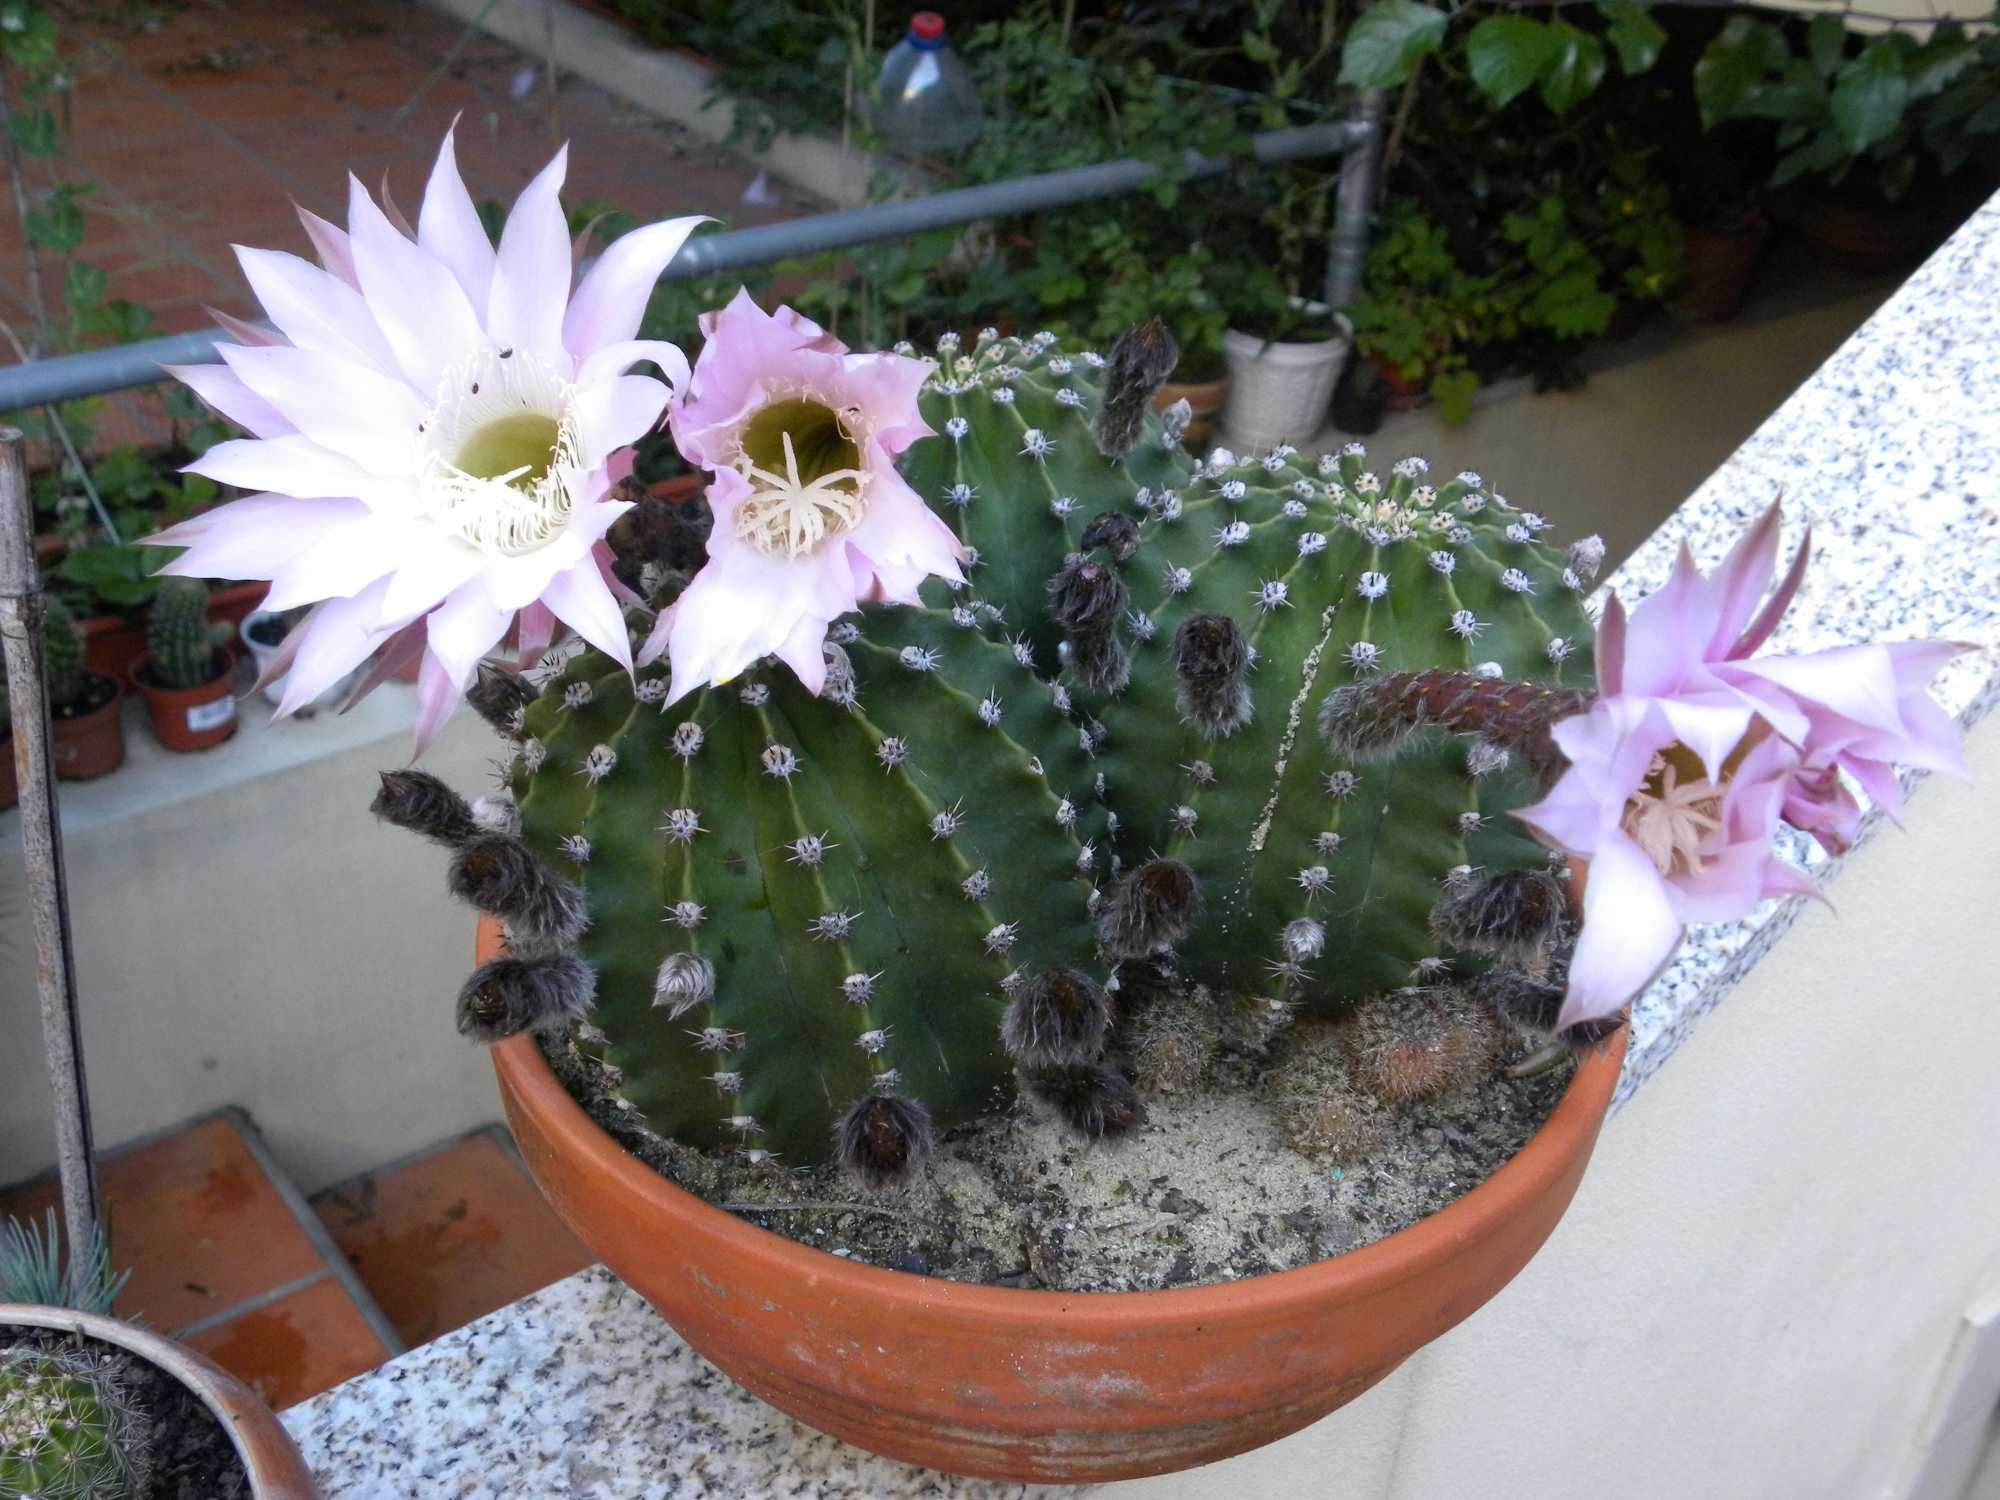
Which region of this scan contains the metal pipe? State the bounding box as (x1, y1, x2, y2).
(0, 425, 101, 1259)
(0, 118, 1369, 412)
(1324, 90, 1388, 314)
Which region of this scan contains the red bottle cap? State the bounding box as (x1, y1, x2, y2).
(910, 11, 946, 41)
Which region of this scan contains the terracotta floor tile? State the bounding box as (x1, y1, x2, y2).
(312, 1127, 592, 1349)
(180, 1274, 392, 1411)
(0, 1115, 324, 1332)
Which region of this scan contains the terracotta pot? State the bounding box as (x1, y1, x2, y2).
(1367, 352, 1430, 413)
(52, 678, 126, 780)
(1150, 375, 1227, 451)
(483, 917, 1627, 1482)
(1796, 191, 1933, 272)
(81, 613, 146, 683)
(1672, 218, 1769, 325)
(0, 1303, 319, 1497)
(1, 734, 16, 812)
(133, 651, 239, 752)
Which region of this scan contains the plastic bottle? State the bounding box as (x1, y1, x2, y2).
(872, 12, 984, 156)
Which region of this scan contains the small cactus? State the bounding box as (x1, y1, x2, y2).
(398, 328, 1602, 1176)
(41, 595, 88, 711)
(0, 1347, 153, 1500)
(144, 578, 231, 689)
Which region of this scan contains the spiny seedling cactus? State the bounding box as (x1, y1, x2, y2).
(381, 320, 1612, 1180)
(41, 595, 88, 712)
(0, 1346, 152, 1500)
(145, 578, 232, 689)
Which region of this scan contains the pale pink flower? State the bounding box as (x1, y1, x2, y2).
(1516, 504, 1970, 1027)
(150, 126, 706, 752)
(639, 290, 963, 700)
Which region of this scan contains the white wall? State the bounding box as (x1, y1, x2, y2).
(1, 709, 504, 1194)
(1110, 711, 2000, 1500)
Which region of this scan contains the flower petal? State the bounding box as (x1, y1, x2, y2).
(417, 123, 497, 313)
(233, 245, 398, 373)
(295, 204, 359, 289)
(411, 649, 465, 759)
(1730, 524, 1811, 659)
(575, 338, 691, 394)
(486, 145, 571, 368)
(570, 373, 668, 468)
(150, 494, 369, 581)
(261, 512, 430, 614)
(218, 343, 425, 476)
(346, 172, 485, 398)
(277, 577, 403, 716)
(1695, 500, 1782, 659)
(540, 556, 633, 672)
(163, 361, 294, 439)
(1559, 834, 1684, 1028)
(563, 214, 711, 356)
(185, 433, 386, 501)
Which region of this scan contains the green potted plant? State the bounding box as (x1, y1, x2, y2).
(2, 1212, 319, 1496)
(41, 593, 125, 781)
(133, 577, 238, 752)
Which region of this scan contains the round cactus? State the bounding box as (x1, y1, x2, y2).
(383, 326, 1607, 1175)
(145, 578, 231, 690)
(41, 595, 88, 711)
(0, 1345, 152, 1500)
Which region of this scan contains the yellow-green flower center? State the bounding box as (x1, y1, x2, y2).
(733, 398, 871, 558)
(454, 412, 562, 487)
(422, 350, 580, 557)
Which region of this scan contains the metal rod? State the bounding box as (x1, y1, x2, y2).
(1324, 90, 1388, 314)
(0, 117, 1370, 412)
(0, 425, 101, 1256)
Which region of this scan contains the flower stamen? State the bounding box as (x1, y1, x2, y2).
(1622, 752, 1724, 876)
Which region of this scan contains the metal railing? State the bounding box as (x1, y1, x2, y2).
(0, 105, 1382, 412)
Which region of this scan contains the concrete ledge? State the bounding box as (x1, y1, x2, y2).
(421, 0, 882, 206)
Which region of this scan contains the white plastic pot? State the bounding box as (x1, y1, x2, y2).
(1221, 305, 1353, 453)
(239, 610, 293, 707)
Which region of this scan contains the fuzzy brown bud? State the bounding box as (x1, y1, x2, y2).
(1171, 614, 1253, 737)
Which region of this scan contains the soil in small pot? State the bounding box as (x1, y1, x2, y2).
(51, 674, 125, 780)
(542, 1016, 1574, 1292)
(1, 1324, 251, 1498)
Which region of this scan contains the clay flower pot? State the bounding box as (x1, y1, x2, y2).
(1672, 216, 1770, 325)
(0, 1303, 319, 1496)
(51, 676, 126, 780)
(81, 612, 146, 683)
(483, 917, 1627, 1482)
(133, 650, 238, 752)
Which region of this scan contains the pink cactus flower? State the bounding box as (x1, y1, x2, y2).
(639, 290, 964, 701)
(149, 126, 706, 752)
(1516, 503, 1970, 1027)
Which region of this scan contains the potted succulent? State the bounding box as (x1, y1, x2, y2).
(158, 132, 1967, 1482)
(2, 1213, 318, 1497)
(133, 577, 238, 752)
(41, 594, 126, 781)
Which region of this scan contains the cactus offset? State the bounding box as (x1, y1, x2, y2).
(404, 327, 1606, 1174)
(0, 1347, 152, 1500)
(42, 595, 88, 711)
(145, 578, 230, 689)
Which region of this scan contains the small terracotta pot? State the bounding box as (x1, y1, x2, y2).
(81, 613, 146, 683)
(133, 651, 239, 752)
(0, 1303, 319, 1497)
(1796, 191, 1933, 272)
(484, 917, 1626, 1481)
(1672, 218, 1769, 325)
(1, 734, 17, 812)
(52, 678, 126, 780)
(1151, 375, 1227, 450)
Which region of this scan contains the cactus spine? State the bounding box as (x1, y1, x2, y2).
(0, 1347, 152, 1500)
(145, 578, 230, 689)
(403, 326, 1605, 1175)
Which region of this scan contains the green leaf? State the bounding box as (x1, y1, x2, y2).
(1338, 0, 1448, 88)
(1537, 23, 1606, 116)
(26, 187, 84, 253)
(1466, 17, 1561, 108)
(7, 106, 56, 157)
(1431, 369, 1479, 426)
(1906, 31, 1975, 101)
(1599, 3, 1665, 76)
(1830, 43, 1909, 154)
(1806, 15, 1847, 80)
(1695, 17, 1785, 129)
(63, 260, 106, 312)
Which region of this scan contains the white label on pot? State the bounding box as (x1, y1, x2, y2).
(187, 697, 237, 733)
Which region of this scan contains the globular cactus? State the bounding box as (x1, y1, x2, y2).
(145, 577, 231, 689)
(41, 595, 88, 711)
(393, 326, 1610, 1178)
(0, 1347, 152, 1500)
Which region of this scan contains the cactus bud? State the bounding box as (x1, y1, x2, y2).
(1079, 511, 1140, 563)
(1047, 558, 1131, 695)
(1171, 613, 1252, 737)
(372, 769, 477, 846)
(1430, 868, 1568, 960)
(1093, 316, 1179, 460)
(1125, 987, 1221, 1095)
(1024, 1061, 1147, 1137)
(455, 954, 597, 1041)
(1318, 669, 1586, 782)
(1474, 962, 1624, 1051)
(468, 663, 537, 738)
(1097, 858, 1200, 959)
(447, 833, 588, 951)
(1270, 1020, 1388, 1162)
(1001, 967, 1114, 1067)
(836, 1093, 935, 1187)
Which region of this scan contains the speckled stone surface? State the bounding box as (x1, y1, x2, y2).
(287, 196, 1999, 1495)
(1602, 193, 1999, 1109)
